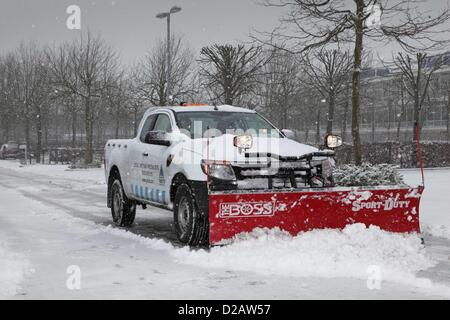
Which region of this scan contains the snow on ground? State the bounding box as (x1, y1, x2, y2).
(0, 242, 30, 298)
(1, 160, 450, 299)
(401, 168, 450, 239)
(0, 160, 105, 184)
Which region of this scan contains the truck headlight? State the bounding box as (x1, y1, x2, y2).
(201, 160, 236, 181)
(233, 135, 253, 149)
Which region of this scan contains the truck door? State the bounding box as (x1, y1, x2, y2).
(127, 113, 156, 199)
(132, 113, 173, 206)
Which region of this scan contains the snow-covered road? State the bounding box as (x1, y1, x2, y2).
(1, 160, 450, 299)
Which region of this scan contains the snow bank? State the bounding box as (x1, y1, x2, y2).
(0, 242, 30, 298)
(173, 224, 441, 290)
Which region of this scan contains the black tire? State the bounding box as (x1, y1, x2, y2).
(173, 183, 208, 246)
(111, 179, 136, 227)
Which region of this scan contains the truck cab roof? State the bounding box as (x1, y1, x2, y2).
(144, 105, 256, 115)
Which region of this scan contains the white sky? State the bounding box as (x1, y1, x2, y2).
(0, 0, 283, 65)
(0, 0, 449, 66)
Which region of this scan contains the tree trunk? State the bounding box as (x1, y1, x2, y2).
(315, 107, 321, 145)
(447, 90, 450, 143)
(25, 105, 30, 163)
(283, 107, 288, 129)
(71, 104, 77, 148)
(397, 85, 406, 142)
(351, 0, 364, 165)
(44, 120, 48, 156)
(84, 97, 93, 164)
(387, 100, 392, 141)
(413, 96, 420, 141)
(304, 115, 310, 143)
(134, 107, 139, 137)
(413, 58, 422, 141)
(115, 104, 120, 139)
(96, 120, 102, 147)
(36, 106, 42, 164)
(342, 86, 350, 143)
(54, 107, 59, 146)
(371, 106, 376, 143)
(326, 93, 335, 135)
(2, 116, 10, 142)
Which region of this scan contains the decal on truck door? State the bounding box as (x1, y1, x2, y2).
(133, 162, 159, 185)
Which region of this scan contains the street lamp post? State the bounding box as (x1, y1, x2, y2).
(156, 6, 182, 105)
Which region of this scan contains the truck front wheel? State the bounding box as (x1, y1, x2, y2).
(173, 183, 208, 246)
(111, 179, 136, 227)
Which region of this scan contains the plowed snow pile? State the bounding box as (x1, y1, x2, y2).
(174, 224, 437, 288)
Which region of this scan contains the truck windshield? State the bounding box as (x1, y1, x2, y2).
(175, 111, 282, 139)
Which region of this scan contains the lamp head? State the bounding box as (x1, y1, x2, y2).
(156, 12, 169, 19)
(170, 6, 182, 14)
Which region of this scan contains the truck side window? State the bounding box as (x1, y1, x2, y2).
(139, 114, 157, 142)
(153, 114, 172, 133)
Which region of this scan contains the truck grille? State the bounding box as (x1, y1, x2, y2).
(232, 160, 322, 190)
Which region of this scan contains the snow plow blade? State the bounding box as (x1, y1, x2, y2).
(208, 186, 423, 246)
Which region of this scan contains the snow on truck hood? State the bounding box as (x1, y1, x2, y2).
(178, 134, 318, 162)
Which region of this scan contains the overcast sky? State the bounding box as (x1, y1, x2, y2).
(0, 0, 284, 64)
(0, 0, 449, 66)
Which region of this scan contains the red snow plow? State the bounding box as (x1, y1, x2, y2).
(208, 186, 423, 245)
(206, 129, 425, 246)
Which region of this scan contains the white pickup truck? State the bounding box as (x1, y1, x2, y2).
(104, 105, 340, 245)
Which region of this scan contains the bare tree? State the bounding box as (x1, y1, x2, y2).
(199, 44, 267, 105)
(47, 33, 119, 164)
(6, 44, 53, 163)
(255, 49, 304, 129)
(340, 83, 351, 142)
(127, 68, 148, 137)
(303, 49, 352, 135)
(0, 55, 15, 143)
(392, 75, 411, 142)
(445, 80, 450, 142)
(394, 52, 445, 140)
(136, 35, 195, 106)
(103, 73, 129, 139)
(257, 0, 450, 164)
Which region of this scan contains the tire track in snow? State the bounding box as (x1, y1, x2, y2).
(0, 167, 182, 246)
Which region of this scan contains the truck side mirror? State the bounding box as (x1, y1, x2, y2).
(144, 131, 171, 147)
(281, 129, 295, 139)
(325, 134, 342, 149)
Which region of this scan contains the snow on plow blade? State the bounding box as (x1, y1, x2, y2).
(208, 186, 423, 245)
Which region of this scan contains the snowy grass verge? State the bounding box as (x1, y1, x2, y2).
(0, 242, 30, 298)
(0, 160, 105, 184)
